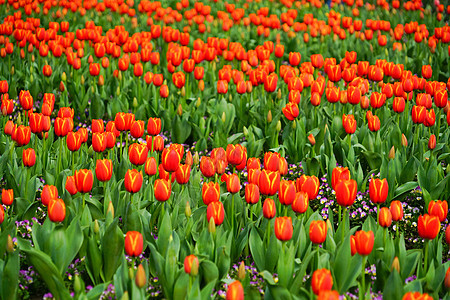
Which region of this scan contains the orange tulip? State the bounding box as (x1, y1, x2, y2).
(226, 174, 240, 194)
(355, 230, 374, 256)
(175, 164, 190, 185)
(161, 146, 181, 172)
(279, 180, 296, 205)
(184, 255, 199, 275)
(1, 189, 13, 206)
(390, 200, 404, 221)
(274, 216, 293, 241)
(259, 169, 280, 196)
(129, 143, 148, 166)
(226, 280, 244, 300)
(369, 178, 388, 204)
(95, 159, 113, 182)
(331, 167, 350, 190)
(147, 117, 161, 135)
(200, 156, 216, 178)
(22, 148, 36, 167)
(428, 200, 448, 222)
(296, 175, 320, 200)
(48, 198, 66, 223)
(124, 231, 143, 257)
(311, 268, 333, 295)
(41, 185, 58, 206)
(124, 169, 143, 194)
(207, 201, 225, 225)
(74, 169, 93, 193)
(65, 176, 78, 195)
(335, 179, 357, 207)
(378, 207, 392, 227)
(309, 220, 327, 244)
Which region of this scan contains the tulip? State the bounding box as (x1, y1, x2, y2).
(226, 174, 240, 193)
(29, 113, 43, 133)
(428, 134, 436, 150)
(331, 167, 350, 190)
(96, 159, 113, 182)
(129, 143, 148, 166)
(66, 131, 82, 152)
(147, 117, 161, 136)
(15, 125, 31, 146)
(296, 175, 320, 200)
(263, 198, 276, 219)
(92, 119, 104, 133)
(342, 114, 357, 134)
(0, 205, 4, 224)
(369, 178, 389, 204)
(41, 185, 58, 206)
(48, 198, 66, 222)
(92, 132, 107, 153)
(389, 200, 404, 221)
(427, 200, 448, 222)
(279, 157, 288, 175)
(445, 226, 450, 246)
(1, 189, 13, 206)
(264, 152, 280, 171)
(124, 231, 143, 257)
(245, 184, 260, 205)
(161, 147, 181, 172)
(310, 220, 327, 244)
(65, 176, 78, 195)
(350, 235, 357, 256)
(259, 169, 280, 196)
(355, 230, 374, 256)
(402, 292, 433, 300)
(335, 179, 357, 207)
(317, 290, 340, 300)
(200, 156, 216, 177)
(311, 268, 333, 295)
(282, 102, 299, 121)
(202, 182, 220, 205)
(74, 169, 93, 193)
(22, 148, 36, 167)
(292, 191, 309, 214)
(125, 169, 143, 194)
(378, 207, 392, 228)
(130, 120, 145, 139)
(19, 90, 33, 110)
(274, 216, 293, 241)
(226, 280, 244, 300)
(175, 164, 190, 185)
(184, 255, 199, 275)
(145, 157, 157, 176)
(226, 144, 246, 166)
(279, 180, 296, 206)
(207, 201, 225, 225)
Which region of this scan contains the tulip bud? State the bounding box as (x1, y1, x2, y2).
(6, 235, 14, 253)
(277, 89, 282, 99)
(81, 75, 85, 85)
(267, 110, 272, 123)
(401, 134, 408, 147)
(185, 201, 191, 218)
(243, 126, 248, 137)
(31, 54, 35, 62)
(276, 120, 281, 131)
(60, 81, 65, 92)
(221, 112, 226, 123)
(62, 72, 67, 81)
(74, 274, 83, 294)
(177, 104, 183, 116)
(181, 86, 186, 97)
(116, 86, 121, 96)
(190, 257, 199, 276)
(118, 71, 123, 81)
(212, 61, 216, 71)
(98, 75, 104, 86)
(121, 291, 129, 300)
(135, 264, 147, 288)
(389, 146, 395, 159)
(193, 152, 199, 165)
(308, 134, 315, 145)
(107, 201, 114, 219)
(132, 97, 138, 108)
(391, 257, 400, 273)
(208, 217, 216, 234)
(94, 219, 100, 234)
(445, 267, 450, 290)
(238, 261, 246, 281)
(30, 74, 34, 83)
(292, 119, 296, 129)
(196, 97, 201, 107)
(229, 94, 232, 102)
(10, 66, 14, 75)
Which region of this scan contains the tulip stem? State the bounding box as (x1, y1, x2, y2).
(360, 256, 367, 299)
(376, 204, 380, 225)
(120, 132, 123, 160)
(342, 207, 347, 242)
(72, 151, 75, 174)
(82, 193, 85, 209)
(424, 240, 429, 274)
(266, 220, 271, 247)
(24, 167, 30, 201)
(231, 193, 235, 236)
(338, 205, 342, 226)
(58, 137, 62, 176)
(316, 244, 320, 270)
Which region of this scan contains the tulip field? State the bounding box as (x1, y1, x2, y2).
(1, 0, 450, 299)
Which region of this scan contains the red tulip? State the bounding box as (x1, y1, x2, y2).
(96, 159, 113, 182)
(145, 157, 157, 176)
(342, 114, 356, 134)
(129, 143, 148, 166)
(274, 216, 293, 241)
(48, 198, 66, 223)
(331, 167, 350, 190)
(124, 231, 143, 257)
(354, 230, 374, 256)
(226, 144, 246, 166)
(226, 280, 244, 300)
(296, 175, 320, 200)
(282, 102, 299, 121)
(207, 201, 225, 225)
(369, 178, 388, 204)
(311, 268, 333, 295)
(74, 169, 93, 193)
(202, 182, 220, 205)
(175, 164, 190, 184)
(428, 134, 436, 150)
(335, 179, 357, 207)
(1, 189, 13, 206)
(292, 191, 309, 214)
(184, 255, 199, 275)
(147, 117, 161, 135)
(22, 148, 36, 167)
(390, 200, 404, 221)
(279, 180, 296, 205)
(309, 220, 327, 244)
(245, 184, 260, 205)
(378, 207, 392, 227)
(259, 169, 280, 196)
(428, 200, 448, 222)
(226, 174, 240, 194)
(130, 120, 145, 139)
(200, 156, 216, 178)
(162, 146, 181, 172)
(264, 152, 280, 171)
(41, 185, 58, 206)
(125, 169, 143, 194)
(65, 175, 78, 195)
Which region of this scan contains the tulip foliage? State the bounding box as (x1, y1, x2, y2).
(0, 0, 450, 299)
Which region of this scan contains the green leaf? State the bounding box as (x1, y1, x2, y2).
(249, 227, 265, 271)
(393, 182, 418, 200)
(383, 271, 403, 300)
(101, 219, 124, 282)
(1, 251, 20, 300)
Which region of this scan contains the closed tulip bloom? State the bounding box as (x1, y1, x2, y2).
(310, 220, 327, 244)
(129, 143, 148, 166)
(412, 105, 426, 124)
(130, 120, 145, 139)
(162, 147, 181, 172)
(29, 112, 43, 133)
(248, 168, 261, 185)
(264, 152, 280, 171)
(226, 144, 246, 166)
(292, 191, 309, 214)
(92, 132, 107, 152)
(124, 231, 143, 257)
(48, 198, 66, 222)
(335, 179, 357, 207)
(368, 115, 380, 132)
(296, 175, 320, 200)
(378, 207, 392, 227)
(147, 117, 161, 135)
(434, 89, 448, 108)
(175, 164, 190, 184)
(0, 205, 3, 224)
(259, 169, 280, 196)
(393, 97, 406, 113)
(311, 268, 333, 295)
(226, 174, 240, 194)
(202, 182, 220, 205)
(369, 178, 389, 204)
(4, 120, 15, 136)
(390, 200, 404, 221)
(355, 230, 374, 256)
(15, 125, 31, 146)
(263, 198, 276, 219)
(22, 148, 36, 167)
(65, 176, 78, 195)
(78, 128, 88, 143)
(145, 157, 157, 176)
(1, 97, 13, 115)
(207, 201, 225, 225)
(226, 280, 244, 300)
(125, 169, 143, 194)
(184, 255, 199, 275)
(91, 119, 104, 133)
(282, 102, 299, 121)
(331, 167, 350, 190)
(41, 185, 58, 206)
(279, 180, 296, 205)
(66, 131, 82, 152)
(422, 65, 432, 79)
(428, 134, 436, 150)
(279, 157, 288, 176)
(428, 200, 448, 222)
(350, 235, 357, 256)
(2, 189, 13, 206)
(342, 114, 357, 134)
(96, 159, 113, 182)
(275, 216, 293, 241)
(402, 292, 433, 300)
(445, 226, 450, 246)
(105, 132, 116, 149)
(245, 184, 260, 205)
(200, 156, 216, 177)
(75, 169, 93, 193)
(19, 90, 33, 110)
